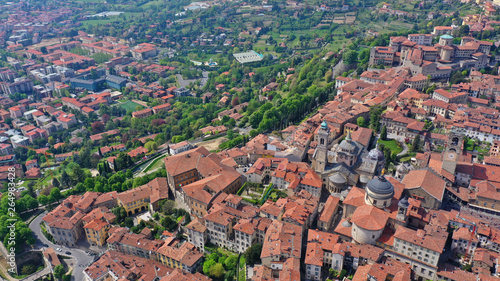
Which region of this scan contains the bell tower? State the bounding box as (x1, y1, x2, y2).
(441, 133, 463, 176)
(314, 120, 330, 173)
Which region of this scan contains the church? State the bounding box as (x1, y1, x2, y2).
(312, 120, 386, 194)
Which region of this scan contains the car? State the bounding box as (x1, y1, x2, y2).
(56, 248, 62, 252)
(65, 251, 71, 255)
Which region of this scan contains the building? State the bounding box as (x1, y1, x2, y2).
(132, 108, 153, 119)
(317, 196, 340, 231)
(106, 75, 127, 89)
(131, 43, 159, 60)
(261, 220, 302, 268)
(169, 140, 193, 155)
(304, 230, 340, 280)
(1, 78, 34, 96)
(402, 168, 446, 209)
(156, 240, 204, 273)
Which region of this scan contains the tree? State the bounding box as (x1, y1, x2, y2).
(225, 255, 238, 271)
(48, 136, 55, 146)
(102, 114, 110, 124)
(91, 121, 105, 134)
(244, 243, 263, 266)
(52, 177, 60, 188)
(53, 265, 66, 280)
(357, 116, 366, 128)
(209, 263, 225, 279)
(381, 125, 387, 141)
(145, 141, 157, 152)
(459, 25, 469, 37)
(342, 50, 358, 65)
(162, 200, 175, 215)
(124, 217, 134, 228)
(72, 165, 85, 183)
(49, 187, 62, 203)
(249, 129, 258, 138)
(38, 194, 49, 205)
(203, 260, 216, 275)
(61, 170, 71, 187)
(412, 135, 421, 152)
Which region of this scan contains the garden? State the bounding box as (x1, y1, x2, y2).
(237, 182, 275, 205)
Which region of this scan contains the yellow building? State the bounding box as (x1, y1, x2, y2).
(156, 240, 204, 273)
(116, 185, 151, 216)
(84, 219, 111, 246)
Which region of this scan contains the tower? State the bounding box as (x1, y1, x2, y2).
(314, 120, 330, 173)
(396, 196, 410, 222)
(441, 133, 463, 176)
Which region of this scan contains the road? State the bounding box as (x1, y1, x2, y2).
(397, 141, 409, 157)
(29, 212, 94, 281)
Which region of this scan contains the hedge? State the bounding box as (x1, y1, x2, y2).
(259, 183, 274, 205)
(237, 182, 249, 195)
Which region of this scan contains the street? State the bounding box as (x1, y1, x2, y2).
(28, 212, 94, 281)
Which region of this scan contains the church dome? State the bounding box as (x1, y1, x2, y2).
(398, 196, 409, 208)
(329, 173, 347, 184)
(366, 175, 394, 200)
(396, 163, 409, 173)
(339, 139, 356, 152)
(321, 120, 328, 130)
(368, 147, 384, 161)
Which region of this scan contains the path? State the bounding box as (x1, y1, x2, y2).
(397, 141, 409, 157)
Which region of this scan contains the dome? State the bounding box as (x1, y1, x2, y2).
(329, 173, 347, 184)
(342, 219, 352, 228)
(366, 175, 394, 199)
(440, 34, 453, 39)
(321, 120, 328, 130)
(368, 147, 384, 161)
(339, 139, 356, 152)
(396, 163, 409, 173)
(398, 196, 409, 208)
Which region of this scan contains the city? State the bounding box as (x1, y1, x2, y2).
(0, 0, 499, 280)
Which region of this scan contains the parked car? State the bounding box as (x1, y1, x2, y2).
(65, 251, 71, 255)
(56, 248, 62, 252)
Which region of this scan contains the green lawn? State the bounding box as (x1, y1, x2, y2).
(143, 155, 166, 173)
(118, 100, 143, 112)
(238, 256, 246, 281)
(378, 139, 403, 155)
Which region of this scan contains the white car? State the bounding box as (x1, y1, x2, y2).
(56, 248, 62, 252)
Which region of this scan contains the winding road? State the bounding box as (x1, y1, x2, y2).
(28, 212, 94, 281)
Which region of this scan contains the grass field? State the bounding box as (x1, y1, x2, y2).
(378, 139, 403, 155)
(238, 256, 246, 281)
(118, 100, 143, 112)
(143, 155, 166, 173)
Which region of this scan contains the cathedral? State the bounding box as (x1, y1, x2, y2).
(312, 120, 386, 194)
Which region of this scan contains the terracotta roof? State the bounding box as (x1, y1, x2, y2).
(352, 205, 389, 231)
(402, 169, 445, 201)
(394, 227, 446, 253)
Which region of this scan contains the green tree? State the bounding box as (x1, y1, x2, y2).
(381, 125, 387, 141)
(49, 187, 62, 203)
(249, 129, 258, 138)
(343, 50, 358, 65)
(244, 243, 263, 266)
(412, 135, 421, 152)
(224, 255, 238, 271)
(357, 116, 366, 128)
(203, 260, 216, 276)
(53, 265, 66, 280)
(209, 263, 225, 279)
(38, 194, 49, 205)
